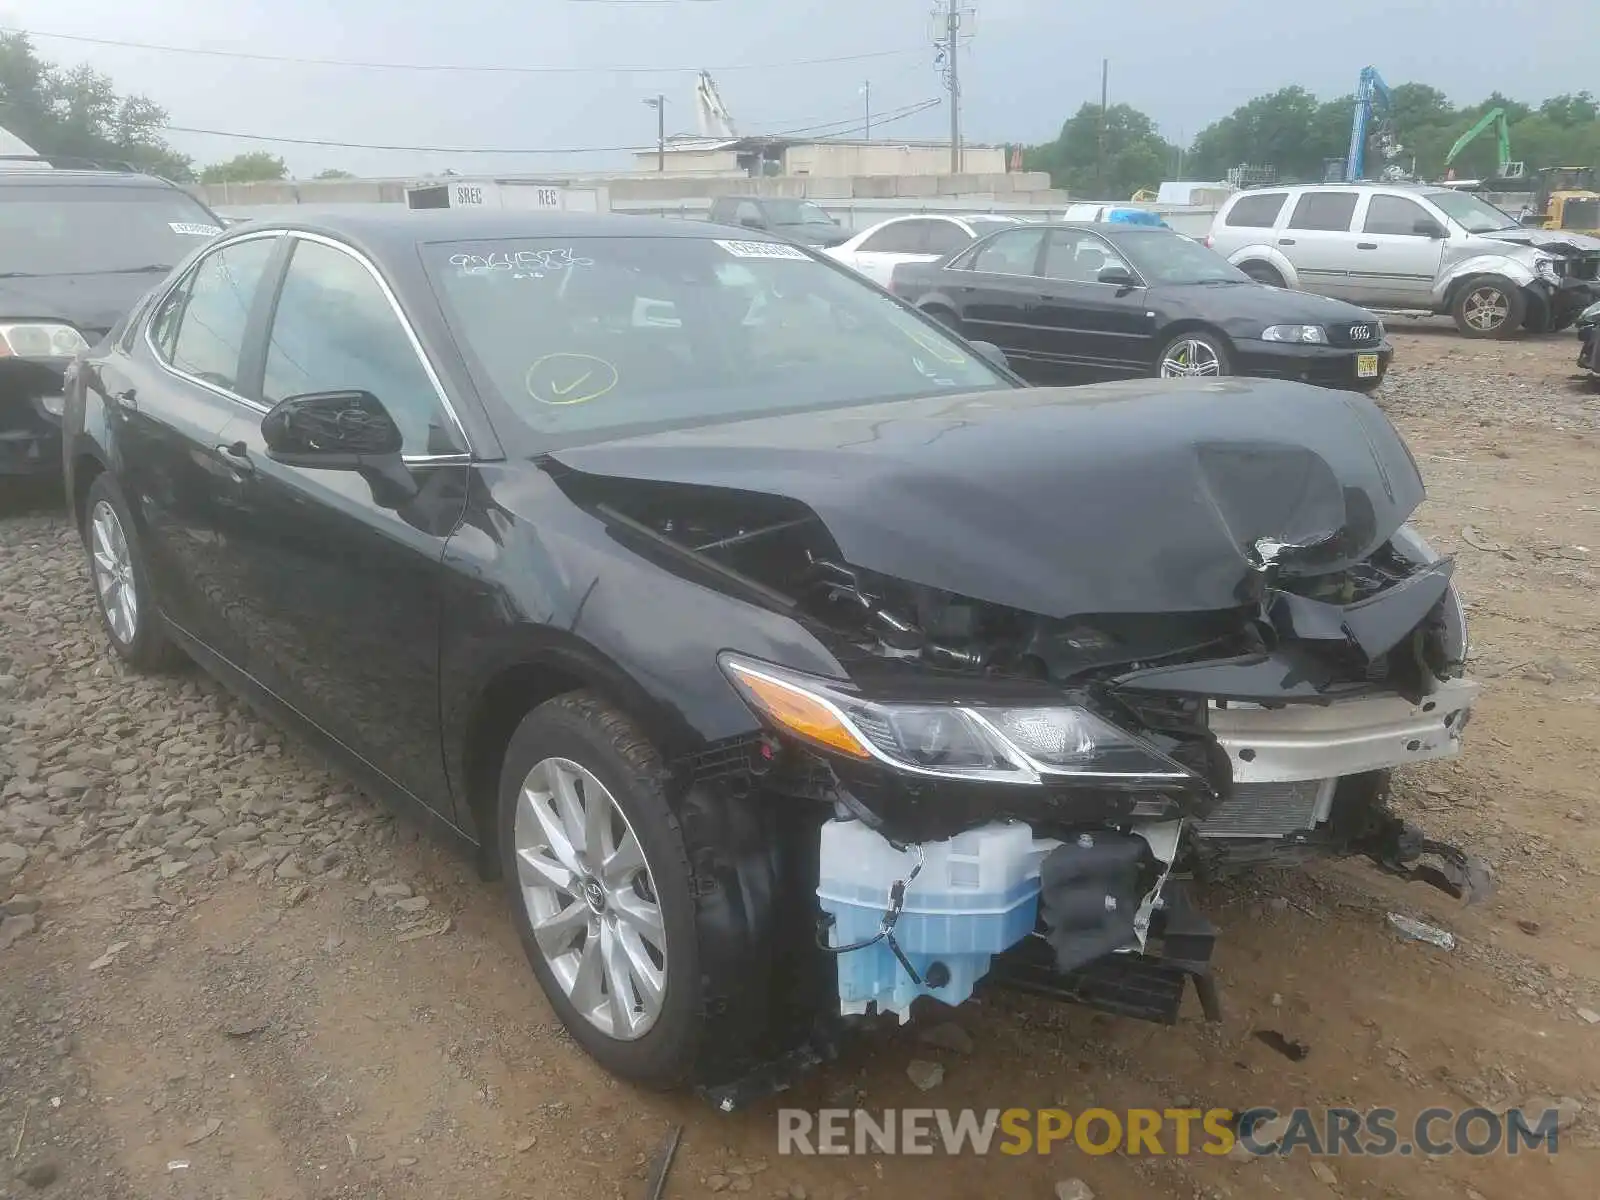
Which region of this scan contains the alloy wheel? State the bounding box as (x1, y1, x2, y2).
(89, 499, 139, 646)
(1463, 287, 1510, 332)
(1160, 339, 1222, 378)
(513, 756, 667, 1040)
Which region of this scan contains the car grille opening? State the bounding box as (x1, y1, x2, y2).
(1196, 778, 1336, 839)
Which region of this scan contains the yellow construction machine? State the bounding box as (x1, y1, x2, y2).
(1529, 167, 1600, 237)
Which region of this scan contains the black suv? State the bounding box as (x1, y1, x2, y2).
(707, 195, 849, 247)
(0, 160, 224, 478)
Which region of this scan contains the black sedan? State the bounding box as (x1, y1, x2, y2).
(64, 210, 1478, 1107)
(889, 221, 1394, 390)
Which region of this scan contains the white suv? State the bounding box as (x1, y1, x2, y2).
(1206, 183, 1600, 338)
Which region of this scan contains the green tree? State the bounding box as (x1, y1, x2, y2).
(200, 151, 288, 184)
(0, 32, 192, 179)
(1189, 86, 1330, 179)
(313, 168, 356, 179)
(1024, 102, 1175, 199)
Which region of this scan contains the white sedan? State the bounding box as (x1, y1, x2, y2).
(824, 214, 1022, 286)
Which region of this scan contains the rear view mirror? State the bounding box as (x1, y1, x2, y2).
(968, 340, 1010, 371)
(261, 389, 418, 504)
(262, 389, 403, 460)
(1413, 218, 1448, 238)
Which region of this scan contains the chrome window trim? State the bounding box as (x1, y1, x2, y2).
(143, 227, 476, 465)
(143, 229, 283, 412)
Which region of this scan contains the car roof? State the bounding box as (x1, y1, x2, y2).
(220, 207, 805, 254)
(0, 167, 183, 189)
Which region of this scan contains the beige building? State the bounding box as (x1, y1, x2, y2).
(632, 137, 1008, 178)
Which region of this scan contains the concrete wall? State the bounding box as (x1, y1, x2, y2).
(783, 143, 1007, 178)
(195, 170, 1062, 210)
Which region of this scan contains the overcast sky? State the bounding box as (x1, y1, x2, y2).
(1, 0, 1595, 178)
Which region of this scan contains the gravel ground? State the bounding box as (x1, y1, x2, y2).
(1, 329, 1597, 1199)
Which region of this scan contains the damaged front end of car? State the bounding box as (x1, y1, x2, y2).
(548, 379, 1489, 1107)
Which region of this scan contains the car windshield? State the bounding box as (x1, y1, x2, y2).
(765, 200, 836, 227)
(424, 235, 1012, 445)
(1423, 189, 1521, 234)
(1116, 230, 1250, 284)
(0, 186, 222, 276)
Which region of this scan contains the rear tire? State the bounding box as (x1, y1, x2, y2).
(1451, 276, 1525, 339)
(82, 474, 183, 672)
(1240, 261, 1286, 288)
(497, 692, 705, 1089)
(920, 304, 962, 334)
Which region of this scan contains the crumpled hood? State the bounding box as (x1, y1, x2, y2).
(1478, 227, 1600, 253)
(0, 272, 164, 341)
(551, 378, 1425, 620)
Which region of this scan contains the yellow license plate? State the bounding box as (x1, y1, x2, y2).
(1357, 353, 1380, 378)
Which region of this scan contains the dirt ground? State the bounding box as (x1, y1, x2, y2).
(2, 325, 1598, 1200)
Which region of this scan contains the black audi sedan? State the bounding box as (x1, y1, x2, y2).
(889, 221, 1394, 390)
(63, 211, 1480, 1108)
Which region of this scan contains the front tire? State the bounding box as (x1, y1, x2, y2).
(1157, 331, 1231, 379)
(497, 692, 703, 1089)
(82, 474, 182, 672)
(1452, 277, 1526, 339)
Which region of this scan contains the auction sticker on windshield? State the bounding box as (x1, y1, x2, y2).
(714, 240, 811, 260)
(169, 222, 222, 236)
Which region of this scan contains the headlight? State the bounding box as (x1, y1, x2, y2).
(1261, 324, 1328, 344)
(1580, 300, 1600, 324)
(1534, 255, 1561, 283)
(0, 322, 89, 359)
(720, 655, 1198, 786)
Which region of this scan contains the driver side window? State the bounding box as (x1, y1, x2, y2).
(263, 239, 464, 457)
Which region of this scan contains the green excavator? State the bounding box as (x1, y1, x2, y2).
(1443, 107, 1524, 183)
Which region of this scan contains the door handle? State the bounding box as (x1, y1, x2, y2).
(216, 441, 254, 474)
(1277, 238, 1296, 246)
(1356, 242, 1378, 250)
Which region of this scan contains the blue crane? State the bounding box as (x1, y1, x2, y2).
(1344, 66, 1396, 182)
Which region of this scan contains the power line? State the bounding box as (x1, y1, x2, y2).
(2, 26, 923, 76)
(159, 98, 943, 156)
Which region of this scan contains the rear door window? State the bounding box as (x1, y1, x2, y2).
(1288, 191, 1359, 232)
(858, 221, 926, 254)
(156, 236, 279, 393)
(923, 221, 975, 255)
(968, 228, 1046, 276)
(1224, 192, 1288, 228)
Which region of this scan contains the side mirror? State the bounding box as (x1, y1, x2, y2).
(739, 216, 765, 230)
(261, 389, 418, 503)
(1414, 218, 1448, 238)
(1097, 267, 1140, 288)
(968, 340, 1009, 371)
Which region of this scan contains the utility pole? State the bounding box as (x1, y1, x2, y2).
(1098, 58, 1108, 197)
(945, 0, 961, 174)
(643, 95, 665, 171)
(862, 80, 871, 140)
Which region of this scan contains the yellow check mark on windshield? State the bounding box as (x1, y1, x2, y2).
(551, 371, 592, 396)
